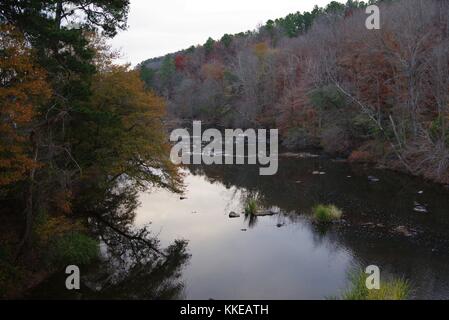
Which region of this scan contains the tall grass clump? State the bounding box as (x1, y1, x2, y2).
(312, 204, 342, 223)
(244, 198, 258, 216)
(342, 272, 410, 300)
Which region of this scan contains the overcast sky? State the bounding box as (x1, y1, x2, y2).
(109, 0, 340, 66)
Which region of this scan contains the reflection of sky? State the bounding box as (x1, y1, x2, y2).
(135, 172, 355, 299)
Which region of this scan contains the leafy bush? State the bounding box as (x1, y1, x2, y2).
(48, 232, 99, 266)
(312, 204, 342, 223)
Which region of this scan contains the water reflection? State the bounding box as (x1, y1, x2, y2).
(135, 158, 449, 299)
(29, 157, 449, 299)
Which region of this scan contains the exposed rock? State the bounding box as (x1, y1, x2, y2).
(268, 206, 281, 215)
(276, 223, 285, 228)
(180, 197, 187, 200)
(241, 229, 247, 232)
(413, 202, 428, 213)
(280, 152, 319, 159)
(393, 226, 417, 237)
(229, 211, 240, 218)
(254, 210, 276, 217)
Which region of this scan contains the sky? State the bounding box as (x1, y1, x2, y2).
(109, 0, 340, 66)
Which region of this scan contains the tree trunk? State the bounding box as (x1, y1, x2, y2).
(15, 132, 39, 260)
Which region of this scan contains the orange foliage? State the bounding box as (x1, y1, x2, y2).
(0, 25, 51, 186)
(201, 62, 224, 80)
(252, 42, 269, 59)
(348, 150, 373, 163)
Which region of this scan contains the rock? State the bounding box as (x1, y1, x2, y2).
(268, 206, 281, 215)
(229, 211, 240, 218)
(413, 202, 428, 213)
(417, 191, 424, 195)
(280, 152, 319, 159)
(368, 176, 380, 182)
(347, 175, 352, 178)
(276, 223, 285, 228)
(180, 197, 187, 200)
(241, 229, 247, 232)
(319, 172, 326, 175)
(254, 210, 276, 217)
(393, 226, 416, 237)
(312, 171, 320, 175)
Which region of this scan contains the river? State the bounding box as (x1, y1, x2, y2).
(29, 155, 449, 299)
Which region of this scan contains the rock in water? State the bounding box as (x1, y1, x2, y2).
(413, 202, 428, 213)
(229, 211, 240, 218)
(268, 206, 281, 215)
(393, 226, 416, 237)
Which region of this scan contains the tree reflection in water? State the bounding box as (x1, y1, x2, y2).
(29, 183, 191, 300)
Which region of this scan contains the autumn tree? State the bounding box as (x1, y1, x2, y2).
(0, 25, 51, 187)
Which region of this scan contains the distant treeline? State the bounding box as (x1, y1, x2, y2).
(140, 0, 449, 184)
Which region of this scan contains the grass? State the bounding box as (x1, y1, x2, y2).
(244, 198, 258, 215)
(312, 204, 342, 223)
(341, 272, 410, 300)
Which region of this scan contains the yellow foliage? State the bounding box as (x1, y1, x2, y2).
(253, 42, 269, 59)
(34, 214, 85, 246)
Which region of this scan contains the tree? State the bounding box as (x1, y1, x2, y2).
(0, 25, 51, 186)
(204, 37, 215, 56)
(220, 34, 232, 48)
(0, 0, 131, 252)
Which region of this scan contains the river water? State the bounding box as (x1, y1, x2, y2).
(29, 156, 449, 299)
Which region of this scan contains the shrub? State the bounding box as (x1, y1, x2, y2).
(48, 232, 99, 266)
(312, 204, 342, 223)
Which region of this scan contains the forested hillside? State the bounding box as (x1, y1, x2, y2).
(140, 0, 449, 184)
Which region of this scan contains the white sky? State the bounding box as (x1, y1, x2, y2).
(109, 0, 341, 66)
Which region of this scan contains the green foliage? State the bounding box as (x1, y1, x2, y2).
(140, 66, 156, 89)
(159, 56, 176, 88)
(244, 198, 259, 216)
(309, 86, 346, 111)
(341, 271, 410, 300)
(429, 116, 449, 144)
(204, 37, 215, 55)
(48, 232, 99, 266)
(0, 245, 24, 297)
(312, 204, 342, 223)
(220, 34, 232, 48)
